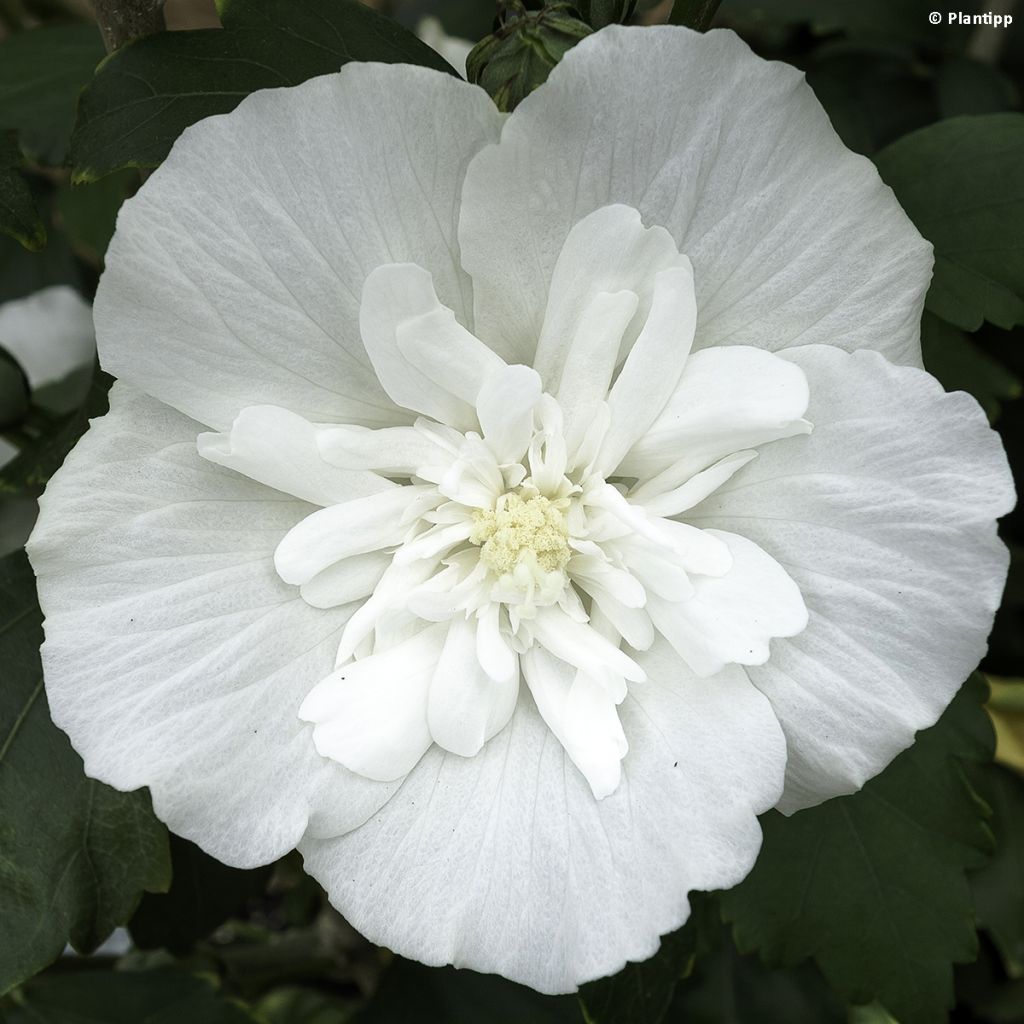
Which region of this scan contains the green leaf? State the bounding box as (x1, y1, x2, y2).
(0, 348, 29, 430)
(579, 926, 696, 1024)
(972, 764, 1024, 977)
(875, 114, 1024, 331)
(935, 56, 1017, 119)
(577, 0, 635, 30)
(0, 132, 45, 252)
(0, 366, 111, 495)
(0, 23, 105, 166)
(921, 310, 1021, 421)
(256, 986, 362, 1024)
(806, 43, 937, 156)
(3, 968, 259, 1023)
(130, 833, 272, 955)
(69, 0, 456, 182)
(668, 0, 721, 30)
(721, 675, 994, 1024)
(354, 958, 582, 1023)
(0, 215, 82, 307)
(0, 549, 171, 995)
(56, 169, 137, 265)
(668, 926, 846, 1024)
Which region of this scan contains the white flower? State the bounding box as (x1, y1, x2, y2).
(27, 26, 1013, 994)
(0, 284, 95, 472)
(0, 285, 94, 393)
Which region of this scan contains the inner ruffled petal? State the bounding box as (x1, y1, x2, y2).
(198, 405, 393, 506)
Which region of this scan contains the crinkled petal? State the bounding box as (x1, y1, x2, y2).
(298, 637, 786, 992)
(599, 264, 697, 476)
(317, 423, 451, 477)
(26, 384, 395, 864)
(300, 625, 445, 781)
(360, 262, 498, 428)
(522, 648, 627, 799)
(96, 65, 502, 430)
(428, 616, 519, 757)
(477, 364, 543, 465)
(646, 530, 808, 677)
(197, 405, 392, 506)
(460, 26, 931, 370)
(274, 486, 427, 586)
(687, 345, 1015, 811)
(0, 285, 95, 389)
(618, 346, 810, 483)
(533, 204, 688, 383)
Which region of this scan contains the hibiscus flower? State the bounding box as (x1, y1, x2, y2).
(27, 26, 1013, 993)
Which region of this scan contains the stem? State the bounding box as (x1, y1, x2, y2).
(91, 0, 166, 53)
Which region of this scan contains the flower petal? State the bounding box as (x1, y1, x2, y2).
(460, 26, 931, 371)
(428, 616, 519, 757)
(298, 637, 786, 992)
(95, 65, 501, 430)
(533, 204, 688, 382)
(598, 264, 697, 476)
(646, 530, 808, 677)
(274, 487, 427, 586)
(522, 648, 628, 799)
(317, 423, 452, 477)
(300, 552, 392, 610)
(27, 384, 395, 865)
(477, 364, 543, 465)
(361, 262, 505, 429)
(300, 625, 446, 781)
(687, 344, 1015, 811)
(197, 405, 392, 506)
(617, 346, 810, 483)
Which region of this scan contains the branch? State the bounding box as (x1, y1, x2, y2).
(91, 0, 166, 53)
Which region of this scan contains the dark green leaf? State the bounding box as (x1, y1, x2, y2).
(921, 310, 1021, 421)
(667, 926, 846, 1024)
(721, 674, 994, 1024)
(936, 56, 1017, 119)
(3, 968, 258, 1024)
(577, 0, 635, 30)
(668, 0, 721, 29)
(0, 217, 82, 307)
(0, 366, 111, 495)
(0, 23, 105, 166)
(972, 764, 1024, 977)
(57, 169, 137, 265)
(0, 348, 29, 429)
(130, 833, 272, 955)
(354, 958, 582, 1024)
(0, 549, 170, 994)
(579, 926, 696, 1024)
(69, 0, 456, 182)
(806, 43, 937, 156)
(0, 132, 45, 251)
(875, 114, 1024, 331)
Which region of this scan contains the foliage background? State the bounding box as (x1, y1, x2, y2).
(1, 0, 1023, 1021)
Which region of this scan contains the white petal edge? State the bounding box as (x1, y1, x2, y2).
(459, 26, 931, 371)
(27, 384, 397, 865)
(95, 65, 502, 430)
(687, 344, 1015, 811)
(298, 636, 786, 992)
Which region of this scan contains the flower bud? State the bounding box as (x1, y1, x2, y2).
(466, 1, 592, 112)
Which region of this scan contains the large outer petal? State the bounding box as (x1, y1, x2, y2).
(27, 385, 395, 865)
(687, 346, 1014, 812)
(299, 640, 786, 993)
(95, 66, 502, 431)
(459, 26, 931, 368)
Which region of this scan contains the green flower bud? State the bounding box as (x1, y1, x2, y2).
(466, 1, 593, 112)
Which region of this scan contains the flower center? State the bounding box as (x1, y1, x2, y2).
(470, 491, 570, 577)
